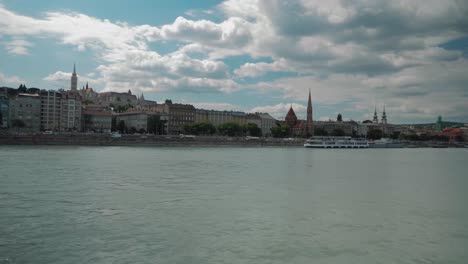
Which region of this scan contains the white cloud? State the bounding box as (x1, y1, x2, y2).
(4, 39, 33, 55)
(43, 71, 102, 89)
(0, 71, 23, 84)
(234, 58, 291, 78)
(160, 16, 252, 50)
(1, 1, 468, 122)
(250, 103, 306, 119)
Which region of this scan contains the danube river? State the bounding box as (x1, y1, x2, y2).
(1, 146, 467, 264)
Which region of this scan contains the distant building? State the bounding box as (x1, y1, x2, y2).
(372, 107, 379, 124)
(79, 82, 99, 103)
(153, 101, 195, 134)
(283, 105, 306, 137)
(381, 106, 387, 125)
(434, 116, 443, 131)
(98, 90, 138, 108)
(280, 90, 313, 137)
(115, 112, 149, 132)
(257, 113, 276, 137)
(246, 113, 261, 128)
(71, 64, 77, 91)
(9, 93, 41, 132)
(314, 121, 358, 136)
(195, 109, 247, 126)
(60, 90, 82, 132)
(83, 110, 112, 133)
(135, 93, 157, 111)
(40, 90, 62, 131)
(0, 89, 9, 129)
(442, 127, 464, 142)
(115, 111, 168, 133)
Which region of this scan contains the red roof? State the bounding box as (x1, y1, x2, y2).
(285, 106, 297, 120)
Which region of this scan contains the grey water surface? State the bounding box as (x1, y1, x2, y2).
(1, 146, 467, 264)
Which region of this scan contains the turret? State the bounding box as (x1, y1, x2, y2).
(372, 106, 379, 124)
(381, 106, 387, 125)
(71, 63, 77, 91)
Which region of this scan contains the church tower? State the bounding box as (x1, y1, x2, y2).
(381, 106, 387, 125)
(372, 106, 379, 124)
(306, 89, 313, 137)
(71, 63, 77, 91)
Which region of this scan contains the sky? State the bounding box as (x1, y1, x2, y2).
(0, 0, 467, 123)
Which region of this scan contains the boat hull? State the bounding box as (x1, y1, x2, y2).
(304, 144, 369, 149)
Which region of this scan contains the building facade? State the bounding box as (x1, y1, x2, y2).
(79, 82, 99, 103)
(98, 90, 138, 107)
(195, 109, 247, 126)
(83, 111, 112, 133)
(257, 113, 277, 137)
(9, 93, 41, 132)
(40, 90, 62, 131)
(155, 102, 195, 134)
(60, 91, 82, 132)
(246, 113, 261, 128)
(0, 89, 9, 129)
(314, 121, 358, 136)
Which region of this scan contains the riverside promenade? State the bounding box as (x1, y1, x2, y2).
(0, 134, 304, 147)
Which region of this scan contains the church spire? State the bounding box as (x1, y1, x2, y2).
(306, 88, 313, 137)
(381, 105, 387, 124)
(373, 106, 379, 124)
(71, 63, 77, 91)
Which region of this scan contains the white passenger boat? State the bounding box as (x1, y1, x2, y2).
(304, 136, 369, 148)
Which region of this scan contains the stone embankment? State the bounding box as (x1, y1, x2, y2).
(0, 134, 304, 147)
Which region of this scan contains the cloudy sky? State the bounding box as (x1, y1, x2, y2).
(0, 0, 467, 123)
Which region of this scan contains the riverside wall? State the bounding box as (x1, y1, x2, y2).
(0, 134, 304, 147)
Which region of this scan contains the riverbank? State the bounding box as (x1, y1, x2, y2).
(0, 134, 304, 147)
(0, 134, 464, 148)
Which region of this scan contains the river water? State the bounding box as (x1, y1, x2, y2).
(1, 146, 467, 264)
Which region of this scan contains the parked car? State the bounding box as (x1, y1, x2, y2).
(111, 132, 122, 138)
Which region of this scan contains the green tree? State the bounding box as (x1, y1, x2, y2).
(111, 117, 117, 132)
(390, 131, 401, 140)
(12, 119, 26, 128)
(114, 104, 134, 113)
(199, 122, 216, 135)
(117, 120, 126, 133)
(186, 122, 217, 135)
(26, 88, 40, 94)
(83, 99, 95, 105)
(83, 114, 92, 131)
(245, 123, 262, 137)
(337, 113, 342, 122)
(271, 124, 290, 138)
(129, 127, 137, 134)
(314, 127, 328, 136)
(147, 115, 166, 135)
(17, 84, 27, 93)
(217, 122, 243, 136)
(367, 129, 383, 140)
(331, 128, 345, 136)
